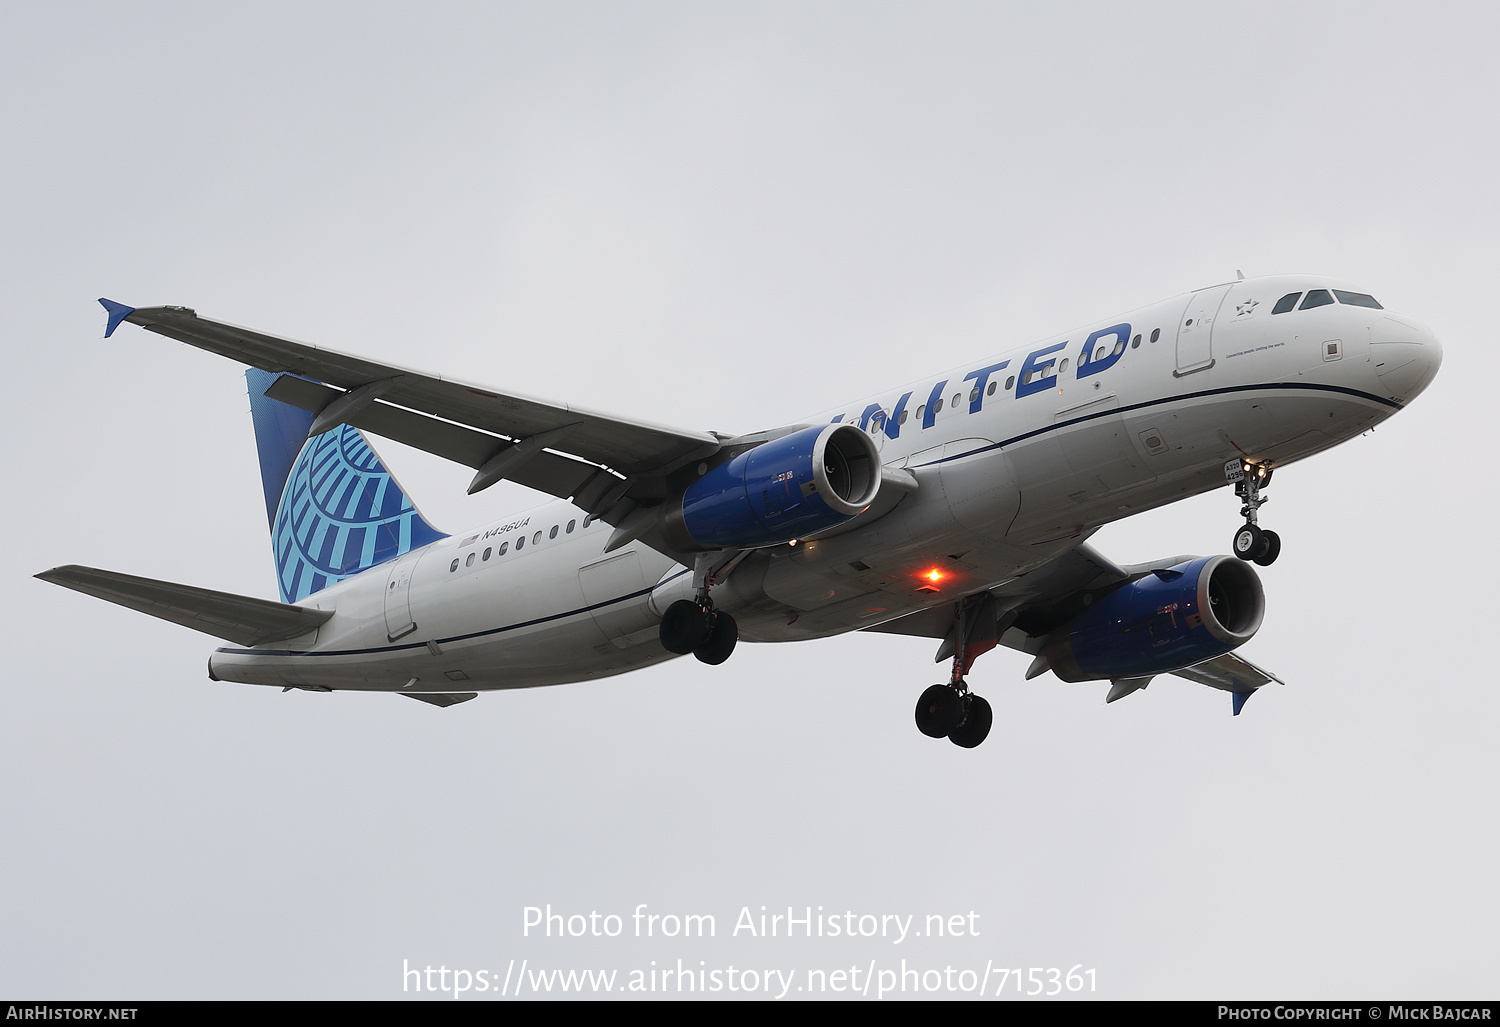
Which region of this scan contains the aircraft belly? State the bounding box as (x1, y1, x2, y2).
(213, 534, 684, 692)
(935, 447, 1021, 538)
(213, 610, 675, 692)
(1005, 430, 1088, 538)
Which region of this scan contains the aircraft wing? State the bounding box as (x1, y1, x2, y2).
(36, 565, 333, 647)
(865, 542, 1141, 648)
(101, 301, 722, 515)
(864, 543, 1283, 706)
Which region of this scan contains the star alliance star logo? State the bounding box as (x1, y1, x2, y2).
(1236, 299, 1259, 316)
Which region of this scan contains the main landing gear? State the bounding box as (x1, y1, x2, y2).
(916, 685, 993, 748)
(914, 595, 996, 749)
(659, 553, 740, 665)
(1230, 459, 1281, 567)
(659, 599, 738, 664)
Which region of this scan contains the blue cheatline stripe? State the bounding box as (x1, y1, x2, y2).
(909, 382, 1399, 470)
(214, 568, 695, 659)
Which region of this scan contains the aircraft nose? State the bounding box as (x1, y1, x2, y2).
(1369, 314, 1442, 404)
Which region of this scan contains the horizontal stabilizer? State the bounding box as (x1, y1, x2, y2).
(36, 565, 333, 646)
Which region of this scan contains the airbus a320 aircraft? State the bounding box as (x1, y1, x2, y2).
(38, 275, 1441, 747)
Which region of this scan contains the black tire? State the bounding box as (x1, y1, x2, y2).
(1233, 524, 1263, 561)
(1253, 529, 1281, 567)
(915, 684, 964, 738)
(659, 600, 709, 654)
(948, 694, 993, 749)
(693, 612, 739, 665)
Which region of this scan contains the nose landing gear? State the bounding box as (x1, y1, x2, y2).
(913, 595, 998, 748)
(1228, 459, 1281, 566)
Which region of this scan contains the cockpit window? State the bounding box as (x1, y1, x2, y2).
(1272, 292, 1301, 314)
(1333, 290, 1383, 309)
(1299, 289, 1334, 310)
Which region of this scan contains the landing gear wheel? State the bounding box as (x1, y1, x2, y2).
(915, 684, 965, 738)
(1233, 524, 1264, 561)
(948, 694, 993, 748)
(659, 600, 709, 654)
(1252, 529, 1281, 566)
(693, 612, 739, 665)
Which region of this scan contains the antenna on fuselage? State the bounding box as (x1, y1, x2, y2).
(1236, 269, 1245, 280)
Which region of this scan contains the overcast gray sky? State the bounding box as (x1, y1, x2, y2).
(2, 0, 1495, 1000)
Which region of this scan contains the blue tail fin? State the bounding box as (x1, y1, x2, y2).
(246, 369, 447, 603)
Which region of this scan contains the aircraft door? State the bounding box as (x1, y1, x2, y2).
(383, 549, 423, 642)
(1175, 285, 1231, 376)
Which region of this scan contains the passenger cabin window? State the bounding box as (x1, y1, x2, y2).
(466, 553, 475, 567)
(483, 547, 492, 560)
(1272, 292, 1301, 314)
(449, 559, 459, 572)
(499, 541, 509, 555)
(532, 531, 542, 545)
(549, 525, 559, 539)
(567, 520, 576, 533)
(516, 536, 525, 550)
(1334, 290, 1383, 309)
(1299, 289, 1334, 310)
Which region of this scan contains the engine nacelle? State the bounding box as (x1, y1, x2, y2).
(672, 424, 881, 549)
(1044, 556, 1264, 682)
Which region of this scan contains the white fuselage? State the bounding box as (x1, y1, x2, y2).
(208, 275, 1441, 693)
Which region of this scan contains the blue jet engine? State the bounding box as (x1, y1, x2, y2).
(672, 424, 882, 549)
(1043, 556, 1265, 681)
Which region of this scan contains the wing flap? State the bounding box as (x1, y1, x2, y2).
(36, 565, 333, 647)
(1170, 652, 1284, 693)
(260, 373, 611, 505)
(265, 373, 498, 465)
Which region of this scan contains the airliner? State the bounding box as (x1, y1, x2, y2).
(38, 275, 1441, 747)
